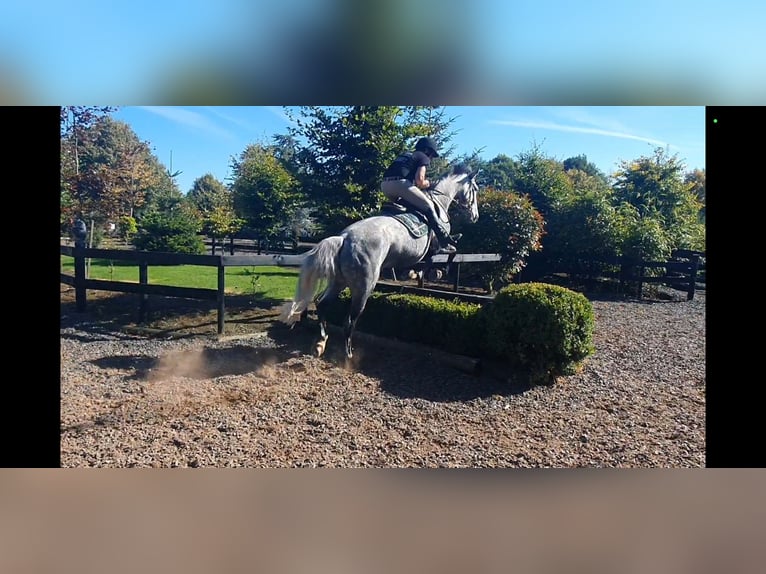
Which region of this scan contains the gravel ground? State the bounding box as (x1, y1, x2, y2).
(60, 286, 705, 467)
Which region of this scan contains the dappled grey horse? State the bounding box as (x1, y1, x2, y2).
(280, 166, 480, 359)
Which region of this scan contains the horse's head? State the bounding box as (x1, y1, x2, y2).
(431, 165, 480, 223)
(454, 169, 480, 223)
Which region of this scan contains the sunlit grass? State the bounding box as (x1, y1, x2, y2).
(60, 256, 300, 301)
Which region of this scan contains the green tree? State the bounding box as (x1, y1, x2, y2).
(138, 162, 185, 217)
(187, 173, 229, 214)
(563, 154, 608, 182)
(612, 146, 704, 253)
(480, 154, 517, 191)
(186, 173, 244, 249)
(132, 204, 205, 254)
(684, 168, 705, 223)
(230, 143, 302, 242)
(511, 143, 574, 221)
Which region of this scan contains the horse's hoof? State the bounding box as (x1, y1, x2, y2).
(314, 341, 326, 357)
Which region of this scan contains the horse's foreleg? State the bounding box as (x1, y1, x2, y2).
(314, 316, 329, 357)
(343, 314, 355, 359)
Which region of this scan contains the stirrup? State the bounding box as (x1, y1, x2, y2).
(435, 244, 457, 254)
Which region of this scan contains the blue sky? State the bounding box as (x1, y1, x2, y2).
(2, 1, 764, 104)
(113, 106, 705, 194)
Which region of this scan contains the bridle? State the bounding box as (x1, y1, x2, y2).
(429, 174, 476, 214)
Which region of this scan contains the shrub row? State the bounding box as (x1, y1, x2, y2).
(324, 283, 595, 383)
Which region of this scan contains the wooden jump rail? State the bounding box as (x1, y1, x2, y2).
(61, 245, 502, 334)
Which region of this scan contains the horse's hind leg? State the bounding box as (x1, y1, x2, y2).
(314, 281, 343, 358)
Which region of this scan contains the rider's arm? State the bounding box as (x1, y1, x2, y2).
(413, 165, 430, 190)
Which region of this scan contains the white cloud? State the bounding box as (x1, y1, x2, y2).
(490, 118, 668, 147)
(139, 106, 236, 140)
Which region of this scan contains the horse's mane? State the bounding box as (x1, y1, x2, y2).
(433, 163, 473, 186)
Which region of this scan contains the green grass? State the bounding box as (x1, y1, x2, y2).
(61, 256, 300, 301)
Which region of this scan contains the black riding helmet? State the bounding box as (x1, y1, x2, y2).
(415, 136, 440, 158)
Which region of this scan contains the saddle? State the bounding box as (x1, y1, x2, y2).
(380, 202, 430, 239)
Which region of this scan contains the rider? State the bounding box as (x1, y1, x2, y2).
(381, 136, 459, 254)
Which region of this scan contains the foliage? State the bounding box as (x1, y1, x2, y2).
(323, 291, 487, 357)
(456, 188, 545, 291)
(137, 164, 185, 217)
(510, 143, 575, 220)
(612, 146, 704, 252)
(117, 215, 138, 242)
(544, 172, 626, 262)
(187, 173, 229, 214)
(562, 154, 609, 182)
(60, 107, 117, 224)
(64, 115, 162, 224)
(285, 106, 457, 235)
(477, 154, 517, 191)
(205, 205, 245, 241)
(485, 283, 595, 383)
(324, 284, 594, 385)
(278, 206, 319, 247)
(132, 205, 205, 254)
(619, 206, 672, 262)
(187, 173, 244, 240)
(230, 143, 302, 241)
(684, 168, 705, 223)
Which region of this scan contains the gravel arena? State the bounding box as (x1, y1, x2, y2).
(60, 285, 705, 468)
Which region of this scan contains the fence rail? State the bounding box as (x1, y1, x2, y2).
(61, 246, 502, 334)
(544, 249, 705, 300)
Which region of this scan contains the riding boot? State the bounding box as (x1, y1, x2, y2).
(424, 209, 459, 252)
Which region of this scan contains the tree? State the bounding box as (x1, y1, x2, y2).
(132, 204, 205, 254)
(187, 173, 229, 214)
(511, 143, 574, 221)
(479, 154, 517, 191)
(563, 154, 608, 182)
(684, 168, 705, 222)
(65, 115, 161, 224)
(612, 146, 704, 253)
(187, 174, 243, 248)
(60, 106, 116, 227)
(230, 143, 302, 242)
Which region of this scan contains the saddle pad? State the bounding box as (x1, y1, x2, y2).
(384, 209, 429, 239)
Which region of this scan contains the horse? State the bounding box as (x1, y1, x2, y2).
(280, 165, 480, 359)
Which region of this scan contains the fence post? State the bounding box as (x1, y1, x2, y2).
(687, 255, 700, 301)
(217, 263, 226, 334)
(73, 245, 87, 312)
(138, 262, 148, 323)
(453, 263, 461, 292)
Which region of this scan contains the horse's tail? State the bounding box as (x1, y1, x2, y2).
(279, 236, 344, 326)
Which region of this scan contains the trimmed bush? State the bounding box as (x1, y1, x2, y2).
(324, 291, 486, 357)
(485, 283, 595, 382)
(323, 283, 595, 385)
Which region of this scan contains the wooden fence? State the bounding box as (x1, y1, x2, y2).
(61, 246, 501, 334)
(61, 245, 307, 334)
(543, 249, 705, 300)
